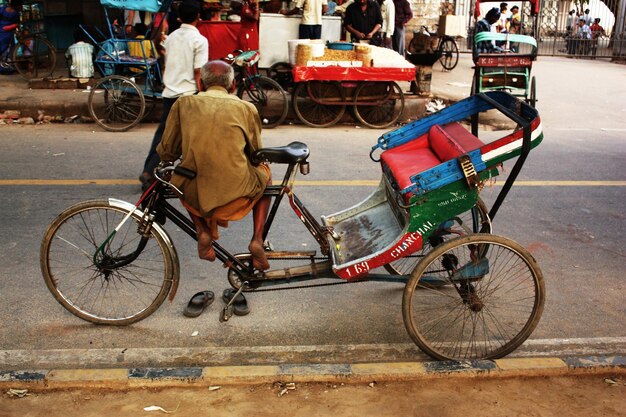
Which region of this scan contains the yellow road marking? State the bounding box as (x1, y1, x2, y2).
(0, 179, 625, 187)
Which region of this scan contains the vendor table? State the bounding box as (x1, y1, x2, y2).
(291, 65, 416, 129)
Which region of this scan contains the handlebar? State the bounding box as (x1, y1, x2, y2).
(152, 163, 197, 197)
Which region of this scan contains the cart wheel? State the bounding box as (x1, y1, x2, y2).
(88, 75, 146, 132)
(238, 75, 288, 129)
(353, 82, 405, 129)
(267, 61, 294, 91)
(12, 35, 56, 80)
(292, 81, 346, 128)
(402, 234, 545, 361)
(385, 199, 490, 276)
(439, 38, 459, 71)
(526, 76, 537, 108)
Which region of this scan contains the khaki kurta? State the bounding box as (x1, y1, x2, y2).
(157, 86, 269, 218)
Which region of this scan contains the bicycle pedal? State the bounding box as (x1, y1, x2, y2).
(220, 305, 233, 322)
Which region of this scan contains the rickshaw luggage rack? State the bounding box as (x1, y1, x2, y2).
(80, 0, 174, 132)
(41, 91, 546, 362)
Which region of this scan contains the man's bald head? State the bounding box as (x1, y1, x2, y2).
(200, 60, 235, 91)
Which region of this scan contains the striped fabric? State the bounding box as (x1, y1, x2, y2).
(65, 41, 94, 78)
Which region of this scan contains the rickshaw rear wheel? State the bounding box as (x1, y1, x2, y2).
(293, 81, 346, 128)
(402, 233, 545, 361)
(526, 76, 537, 108)
(353, 81, 405, 129)
(88, 75, 146, 132)
(385, 200, 490, 276)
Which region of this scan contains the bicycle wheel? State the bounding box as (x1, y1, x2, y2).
(12, 35, 56, 80)
(267, 61, 294, 91)
(402, 234, 545, 361)
(353, 81, 405, 129)
(88, 75, 146, 132)
(238, 75, 288, 129)
(40, 200, 175, 325)
(292, 81, 346, 128)
(385, 200, 490, 276)
(439, 38, 459, 71)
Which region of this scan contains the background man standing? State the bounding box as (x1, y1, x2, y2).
(344, 0, 383, 45)
(280, 0, 328, 40)
(392, 0, 412, 56)
(378, 0, 395, 48)
(140, 2, 208, 186)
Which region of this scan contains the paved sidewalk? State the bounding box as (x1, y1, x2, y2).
(0, 57, 477, 123)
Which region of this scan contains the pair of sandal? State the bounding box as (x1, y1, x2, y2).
(183, 289, 249, 318)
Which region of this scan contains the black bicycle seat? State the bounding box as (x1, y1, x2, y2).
(252, 141, 310, 165)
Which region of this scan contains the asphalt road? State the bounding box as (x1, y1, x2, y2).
(0, 57, 625, 368)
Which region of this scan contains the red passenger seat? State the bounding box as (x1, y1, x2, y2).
(380, 122, 484, 194)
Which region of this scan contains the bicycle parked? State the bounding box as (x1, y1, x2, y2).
(407, 25, 459, 71)
(0, 26, 56, 80)
(224, 50, 289, 129)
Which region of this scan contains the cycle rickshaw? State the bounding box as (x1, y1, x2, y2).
(81, 0, 173, 132)
(471, 32, 538, 107)
(41, 92, 545, 361)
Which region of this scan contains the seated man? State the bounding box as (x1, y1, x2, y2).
(65, 28, 95, 78)
(157, 60, 271, 272)
(475, 7, 504, 54)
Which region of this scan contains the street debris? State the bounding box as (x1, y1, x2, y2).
(208, 386, 221, 391)
(426, 99, 446, 113)
(275, 381, 297, 397)
(52, 153, 65, 157)
(143, 403, 180, 413)
(368, 382, 376, 388)
(6, 388, 31, 398)
(0, 110, 88, 126)
(603, 378, 623, 386)
(191, 331, 199, 337)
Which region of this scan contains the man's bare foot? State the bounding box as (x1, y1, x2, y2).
(248, 240, 270, 271)
(197, 232, 216, 262)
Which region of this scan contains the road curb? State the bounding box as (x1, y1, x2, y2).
(1, 356, 624, 390)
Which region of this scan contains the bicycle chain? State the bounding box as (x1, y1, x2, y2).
(237, 255, 370, 292)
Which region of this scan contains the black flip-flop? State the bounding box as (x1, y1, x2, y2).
(183, 290, 214, 318)
(222, 288, 250, 316)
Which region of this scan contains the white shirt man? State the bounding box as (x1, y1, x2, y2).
(380, 0, 395, 47)
(162, 23, 209, 99)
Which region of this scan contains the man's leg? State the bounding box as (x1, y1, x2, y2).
(311, 25, 322, 40)
(392, 27, 406, 56)
(188, 210, 216, 261)
(141, 97, 177, 180)
(248, 194, 271, 271)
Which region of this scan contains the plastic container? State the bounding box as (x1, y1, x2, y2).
(288, 40, 309, 65)
(327, 41, 354, 51)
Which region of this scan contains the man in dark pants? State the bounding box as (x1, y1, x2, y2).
(391, 0, 412, 56)
(139, 2, 208, 187)
(280, 0, 328, 40)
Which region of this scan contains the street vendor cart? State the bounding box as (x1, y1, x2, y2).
(291, 43, 416, 129)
